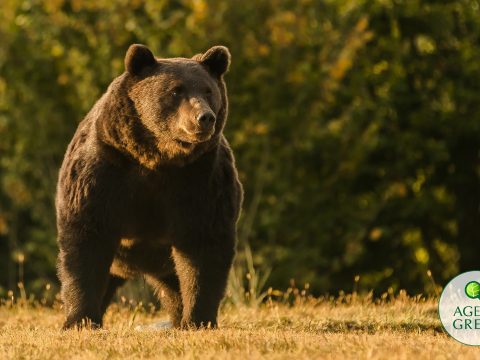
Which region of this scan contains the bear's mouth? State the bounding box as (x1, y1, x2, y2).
(175, 132, 213, 149)
(174, 138, 209, 149)
(176, 139, 196, 149)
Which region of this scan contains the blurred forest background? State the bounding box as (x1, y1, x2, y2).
(0, 0, 479, 300)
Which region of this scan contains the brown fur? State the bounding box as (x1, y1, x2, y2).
(56, 44, 243, 329)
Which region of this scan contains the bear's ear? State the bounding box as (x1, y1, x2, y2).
(199, 46, 231, 77)
(125, 44, 157, 75)
(191, 53, 203, 61)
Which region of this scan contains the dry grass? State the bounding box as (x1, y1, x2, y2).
(0, 294, 478, 359)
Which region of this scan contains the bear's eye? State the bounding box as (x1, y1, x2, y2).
(205, 88, 213, 96)
(171, 86, 184, 98)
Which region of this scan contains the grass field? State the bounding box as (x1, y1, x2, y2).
(0, 293, 478, 359)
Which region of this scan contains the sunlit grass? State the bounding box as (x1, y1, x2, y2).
(0, 291, 475, 359)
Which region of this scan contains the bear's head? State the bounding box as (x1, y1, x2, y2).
(98, 44, 231, 169)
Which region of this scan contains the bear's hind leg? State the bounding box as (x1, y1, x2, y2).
(100, 274, 126, 317)
(147, 273, 183, 327)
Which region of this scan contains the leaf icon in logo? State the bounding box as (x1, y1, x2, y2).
(465, 281, 480, 299)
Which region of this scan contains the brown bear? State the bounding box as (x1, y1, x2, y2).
(56, 44, 243, 329)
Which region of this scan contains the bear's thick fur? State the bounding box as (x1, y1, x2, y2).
(56, 44, 243, 329)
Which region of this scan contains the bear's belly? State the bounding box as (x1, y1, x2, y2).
(110, 237, 175, 279)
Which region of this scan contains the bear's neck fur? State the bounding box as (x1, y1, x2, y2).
(94, 74, 228, 171)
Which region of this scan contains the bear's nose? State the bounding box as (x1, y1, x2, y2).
(197, 111, 216, 130)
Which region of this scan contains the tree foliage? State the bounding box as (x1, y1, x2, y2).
(0, 0, 479, 296)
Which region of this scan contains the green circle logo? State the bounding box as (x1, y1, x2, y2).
(439, 271, 480, 345)
(465, 281, 480, 300)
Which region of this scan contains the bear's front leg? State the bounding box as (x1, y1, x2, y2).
(172, 241, 235, 329)
(57, 224, 118, 329)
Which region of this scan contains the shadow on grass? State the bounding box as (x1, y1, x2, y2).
(319, 319, 444, 334)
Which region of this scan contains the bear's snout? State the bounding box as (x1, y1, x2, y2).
(177, 110, 216, 143)
(197, 111, 216, 132)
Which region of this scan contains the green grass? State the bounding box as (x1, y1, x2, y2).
(1, 293, 478, 359)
